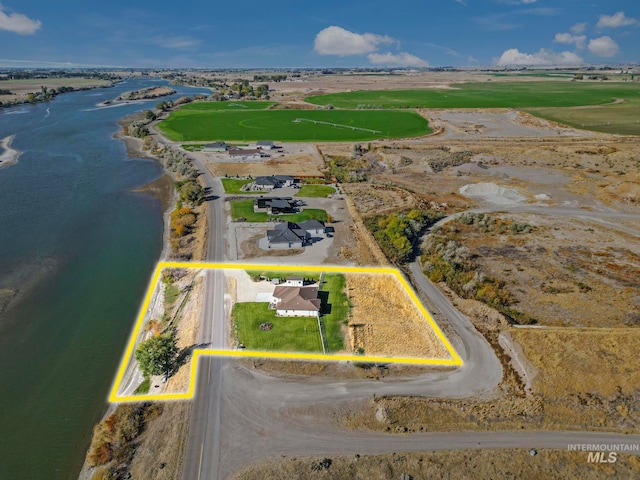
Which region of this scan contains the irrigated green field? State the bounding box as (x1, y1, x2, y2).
(178, 100, 275, 111)
(306, 82, 640, 109)
(527, 99, 640, 136)
(157, 109, 430, 142)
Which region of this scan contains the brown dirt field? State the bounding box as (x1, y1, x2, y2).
(207, 154, 323, 178)
(512, 328, 640, 399)
(343, 194, 389, 266)
(346, 273, 449, 359)
(0, 77, 111, 97)
(232, 448, 640, 480)
(165, 275, 203, 394)
(434, 213, 640, 327)
(240, 358, 448, 380)
(128, 401, 191, 480)
(342, 183, 419, 217)
(191, 202, 208, 261)
(341, 323, 639, 435)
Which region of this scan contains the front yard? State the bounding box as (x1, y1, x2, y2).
(230, 199, 328, 223)
(232, 302, 323, 353)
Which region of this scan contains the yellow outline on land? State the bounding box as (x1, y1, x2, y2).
(109, 261, 463, 403)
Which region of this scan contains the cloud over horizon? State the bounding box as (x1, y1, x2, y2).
(588, 36, 619, 57)
(314, 26, 428, 67)
(314, 26, 396, 56)
(0, 3, 41, 35)
(495, 48, 583, 66)
(554, 32, 586, 50)
(367, 52, 428, 67)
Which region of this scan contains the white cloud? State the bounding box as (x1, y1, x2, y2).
(495, 48, 583, 66)
(554, 32, 586, 49)
(468, 55, 478, 63)
(0, 3, 41, 35)
(367, 52, 429, 67)
(596, 11, 638, 29)
(588, 36, 619, 57)
(570, 22, 588, 34)
(314, 26, 395, 56)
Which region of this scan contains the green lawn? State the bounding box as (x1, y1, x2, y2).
(165, 284, 180, 304)
(220, 178, 267, 194)
(320, 274, 350, 352)
(295, 185, 336, 198)
(232, 302, 323, 352)
(306, 82, 640, 109)
(157, 109, 430, 142)
(177, 100, 275, 111)
(230, 199, 328, 222)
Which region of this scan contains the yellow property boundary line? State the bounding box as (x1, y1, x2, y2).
(109, 261, 463, 403)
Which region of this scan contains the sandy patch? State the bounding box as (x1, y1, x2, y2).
(459, 182, 527, 205)
(0, 135, 20, 169)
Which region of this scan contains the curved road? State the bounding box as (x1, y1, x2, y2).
(170, 134, 638, 478)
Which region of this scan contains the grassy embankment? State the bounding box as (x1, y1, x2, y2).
(230, 199, 328, 222)
(220, 178, 265, 194)
(157, 109, 430, 142)
(307, 81, 640, 135)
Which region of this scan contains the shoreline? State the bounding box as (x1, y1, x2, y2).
(114, 114, 177, 261)
(0, 135, 21, 169)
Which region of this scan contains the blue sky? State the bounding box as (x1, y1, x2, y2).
(0, 1, 638, 68)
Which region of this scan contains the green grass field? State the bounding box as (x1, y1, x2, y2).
(526, 99, 640, 136)
(157, 109, 430, 142)
(295, 185, 336, 197)
(177, 100, 275, 111)
(231, 199, 328, 222)
(220, 178, 267, 194)
(306, 82, 640, 109)
(321, 274, 349, 352)
(232, 303, 323, 352)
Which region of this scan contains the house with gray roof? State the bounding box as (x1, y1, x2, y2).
(266, 222, 306, 249)
(297, 219, 326, 236)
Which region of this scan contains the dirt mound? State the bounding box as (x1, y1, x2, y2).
(459, 182, 526, 205)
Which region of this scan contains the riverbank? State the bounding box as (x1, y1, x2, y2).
(78, 108, 209, 480)
(0, 135, 20, 169)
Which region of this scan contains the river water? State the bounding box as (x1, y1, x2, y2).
(0, 79, 209, 479)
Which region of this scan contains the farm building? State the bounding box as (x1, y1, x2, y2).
(228, 148, 263, 159)
(203, 141, 228, 152)
(256, 140, 276, 150)
(270, 284, 321, 317)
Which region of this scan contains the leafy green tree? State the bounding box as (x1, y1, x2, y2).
(135, 333, 178, 377)
(176, 180, 205, 206)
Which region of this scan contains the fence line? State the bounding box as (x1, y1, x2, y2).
(317, 272, 329, 354)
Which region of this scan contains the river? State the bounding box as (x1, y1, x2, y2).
(0, 79, 210, 479)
